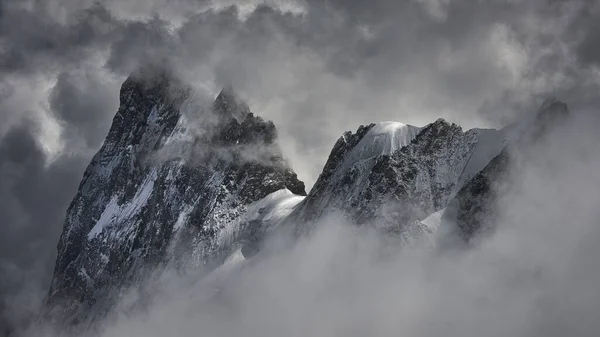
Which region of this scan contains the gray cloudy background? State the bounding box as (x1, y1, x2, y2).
(1, 0, 600, 334)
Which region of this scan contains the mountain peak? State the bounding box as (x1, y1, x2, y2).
(124, 62, 188, 94)
(343, 122, 422, 167)
(46, 73, 306, 323)
(213, 85, 251, 122)
(217, 84, 236, 97)
(116, 64, 190, 124)
(537, 98, 568, 123)
(530, 98, 569, 141)
(103, 66, 191, 149)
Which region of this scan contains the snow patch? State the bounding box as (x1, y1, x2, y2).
(244, 189, 305, 229)
(147, 105, 160, 126)
(218, 189, 305, 250)
(421, 208, 445, 234)
(174, 205, 194, 232)
(100, 254, 109, 264)
(344, 122, 421, 168)
(87, 169, 158, 240)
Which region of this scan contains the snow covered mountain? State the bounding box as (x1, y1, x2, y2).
(44, 65, 566, 328)
(287, 119, 507, 243)
(45, 65, 305, 324)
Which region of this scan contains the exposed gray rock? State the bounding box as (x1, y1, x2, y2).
(45, 65, 561, 331)
(45, 65, 305, 325)
(449, 99, 570, 242)
(289, 119, 506, 244)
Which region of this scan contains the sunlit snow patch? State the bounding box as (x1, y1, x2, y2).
(421, 208, 445, 235)
(190, 190, 305, 297)
(244, 189, 305, 228)
(344, 122, 422, 168)
(221, 189, 305, 258)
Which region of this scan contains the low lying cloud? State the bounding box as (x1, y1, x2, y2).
(20, 108, 600, 337)
(2, 0, 600, 335)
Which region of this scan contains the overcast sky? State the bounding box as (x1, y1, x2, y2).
(1, 0, 600, 334)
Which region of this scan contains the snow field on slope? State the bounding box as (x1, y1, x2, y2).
(343, 122, 422, 169)
(245, 189, 306, 227)
(87, 168, 158, 240)
(457, 128, 508, 187)
(219, 188, 306, 244)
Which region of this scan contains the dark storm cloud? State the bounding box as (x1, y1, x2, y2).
(1, 0, 600, 334)
(0, 122, 88, 333)
(50, 70, 119, 149)
(105, 15, 177, 74)
(0, 2, 115, 75)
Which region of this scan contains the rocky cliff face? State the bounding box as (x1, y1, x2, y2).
(448, 99, 570, 242)
(45, 64, 567, 329)
(45, 66, 305, 323)
(288, 119, 507, 244)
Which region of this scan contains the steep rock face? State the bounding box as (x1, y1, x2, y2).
(449, 99, 569, 241)
(46, 67, 305, 323)
(289, 119, 507, 242)
(449, 150, 511, 241)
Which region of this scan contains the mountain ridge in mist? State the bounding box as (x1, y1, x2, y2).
(44, 67, 305, 327)
(40, 66, 571, 334)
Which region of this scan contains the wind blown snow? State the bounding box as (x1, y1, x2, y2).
(345, 122, 421, 167)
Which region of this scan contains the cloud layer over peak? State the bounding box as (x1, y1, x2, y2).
(1, 0, 600, 334)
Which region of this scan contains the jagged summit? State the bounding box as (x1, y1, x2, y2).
(448, 100, 571, 243)
(213, 85, 251, 122)
(46, 69, 305, 324)
(127, 62, 178, 84)
(289, 117, 507, 243)
(120, 63, 190, 107)
(46, 59, 569, 332)
(343, 122, 422, 168)
(534, 98, 569, 138)
(504, 98, 570, 142)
